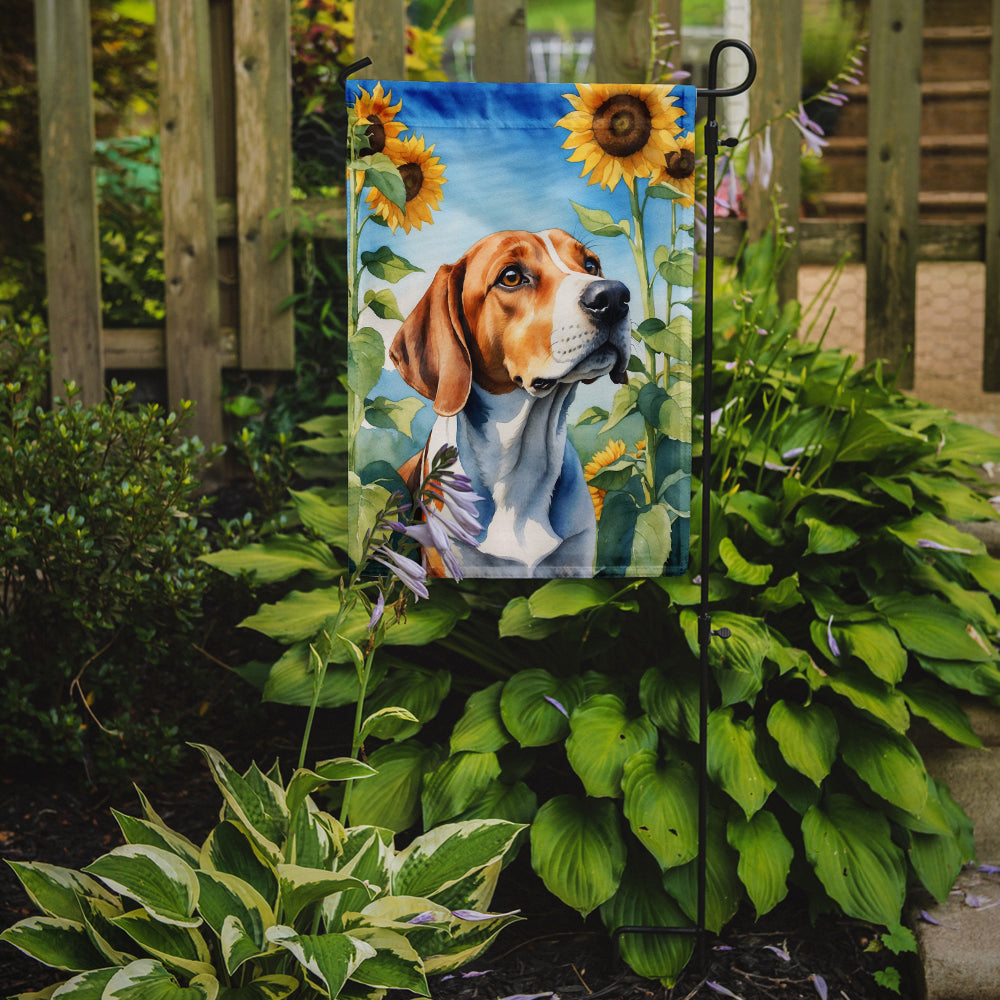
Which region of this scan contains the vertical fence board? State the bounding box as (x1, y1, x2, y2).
(747, 0, 801, 304)
(34, 0, 103, 405)
(865, 0, 923, 389)
(594, 0, 655, 83)
(473, 0, 526, 82)
(354, 0, 406, 80)
(157, 0, 223, 444)
(983, 0, 1000, 390)
(233, 0, 294, 369)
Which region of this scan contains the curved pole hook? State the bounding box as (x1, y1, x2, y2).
(699, 38, 757, 99)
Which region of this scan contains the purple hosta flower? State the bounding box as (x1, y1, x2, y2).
(441, 970, 493, 981)
(917, 538, 973, 555)
(391, 516, 463, 580)
(763, 944, 791, 962)
(746, 125, 774, 190)
(407, 911, 438, 925)
(544, 695, 569, 718)
(812, 974, 828, 1000)
(707, 982, 742, 999)
(715, 157, 742, 216)
(372, 544, 429, 600)
(452, 908, 521, 921)
(367, 590, 385, 631)
(791, 104, 828, 156)
(827, 615, 842, 657)
(979, 864, 1000, 874)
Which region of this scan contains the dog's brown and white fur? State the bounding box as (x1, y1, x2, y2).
(390, 228, 631, 577)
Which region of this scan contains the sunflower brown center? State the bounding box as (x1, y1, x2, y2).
(360, 115, 386, 156)
(399, 162, 424, 202)
(592, 95, 652, 158)
(665, 148, 696, 179)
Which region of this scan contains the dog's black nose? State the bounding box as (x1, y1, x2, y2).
(580, 280, 630, 323)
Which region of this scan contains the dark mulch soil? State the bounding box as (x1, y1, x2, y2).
(1, 750, 915, 1000)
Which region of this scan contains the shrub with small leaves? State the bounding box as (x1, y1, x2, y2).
(0, 317, 220, 782)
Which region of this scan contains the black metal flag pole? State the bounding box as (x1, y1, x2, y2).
(613, 38, 756, 973)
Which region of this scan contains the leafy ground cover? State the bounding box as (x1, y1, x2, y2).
(0, 716, 915, 1000)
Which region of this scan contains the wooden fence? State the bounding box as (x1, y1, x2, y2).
(33, 0, 1000, 445)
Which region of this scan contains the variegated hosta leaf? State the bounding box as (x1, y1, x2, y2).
(0, 916, 107, 972)
(77, 894, 135, 966)
(599, 854, 694, 987)
(191, 745, 287, 863)
(765, 700, 838, 786)
(112, 810, 202, 868)
(200, 822, 279, 910)
(391, 820, 524, 901)
(621, 751, 699, 871)
(529, 795, 626, 917)
(323, 829, 393, 931)
(46, 966, 118, 997)
(288, 802, 343, 870)
(265, 926, 376, 998)
(276, 864, 375, 925)
(102, 958, 218, 999)
(802, 793, 906, 926)
(421, 907, 522, 975)
(661, 811, 742, 934)
(424, 859, 501, 916)
(214, 974, 300, 1000)
(111, 908, 214, 978)
(499, 669, 585, 747)
(83, 846, 200, 928)
(195, 871, 274, 974)
(4, 861, 118, 922)
(566, 695, 658, 798)
(345, 926, 429, 995)
(285, 760, 375, 824)
(706, 707, 776, 818)
(726, 810, 793, 917)
(450, 681, 511, 754)
(420, 752, 502, 829)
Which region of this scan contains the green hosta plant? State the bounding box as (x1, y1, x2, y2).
(1, 744, 523, 999)
(341, 232, 999, 985)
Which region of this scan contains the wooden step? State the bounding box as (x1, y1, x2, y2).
(922, 25, 993, 83)
(821, 134, 989, 193)
(814, 189, 987, 222)
(922, 0, 992, 28)
(833, 80, 992, 137)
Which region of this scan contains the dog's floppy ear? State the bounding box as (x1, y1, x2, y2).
(389, 262, 472, 417)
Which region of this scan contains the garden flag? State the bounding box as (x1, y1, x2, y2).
(348, 80, 696, 579)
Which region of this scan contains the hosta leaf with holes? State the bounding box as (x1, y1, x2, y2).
(83, 846, 200, 928)
(727, 811, 793, 917)
(265, 926, 375, 998)
(0, 916, 107, 972)
(421, 751, 502, 829)
(347, 740, 443, 832)
(450, 682, 511, 754)
(765, 700, 838, 786)
(4, 862, 118, 923)
(499, 670, 585, 747)
(802, 793, 906, 926)
(838, 718, 929, 817)
(600, 852, 694, 987)
(707, 707, 776, 818)
(102, 959, 218, 1000)
(565, 695, 658, 798)
(392, 820, 524, 901)
(530, 795, 626, 917)
(110, 908, 214, 978)
(621, 751, 699, 871)
(661, 811, 741, 933)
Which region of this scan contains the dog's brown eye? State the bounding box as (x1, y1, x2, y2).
(498, 266, 524, 287)
(584, 257, 600, 275)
